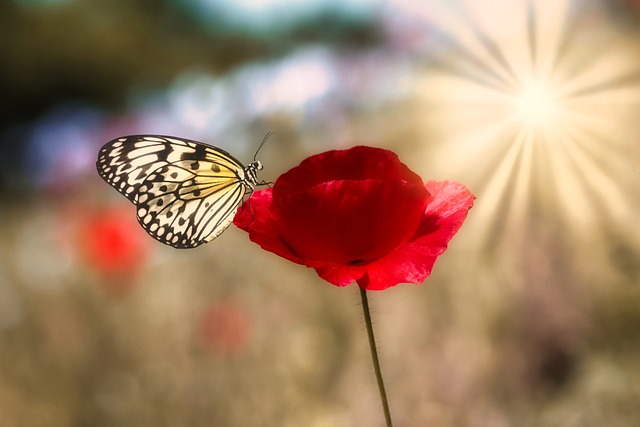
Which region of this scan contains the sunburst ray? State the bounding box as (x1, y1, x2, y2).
(413, 0, 640, 255)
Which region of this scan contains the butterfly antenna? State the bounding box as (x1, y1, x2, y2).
(254, 131, 274, 162)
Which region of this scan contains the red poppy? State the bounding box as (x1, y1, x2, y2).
(199, 299, 252, 356)
(77, 205, 150, 283)
(234, 146, 475, 290)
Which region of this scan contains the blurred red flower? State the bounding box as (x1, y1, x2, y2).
(77, 205, 150, 282)
(234, 146, 475, 290)
(199, 299, 252, 356)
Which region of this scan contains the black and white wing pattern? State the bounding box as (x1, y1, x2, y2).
(96, 135, 263, 248)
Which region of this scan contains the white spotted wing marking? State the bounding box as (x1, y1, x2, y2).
(96, 135, 262, 248)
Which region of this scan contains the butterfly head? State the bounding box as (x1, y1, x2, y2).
(251, 160, 263, 171)
(244, 160, 263, 186)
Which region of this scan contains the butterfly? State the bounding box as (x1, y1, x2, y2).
(96, 134, 267, 249)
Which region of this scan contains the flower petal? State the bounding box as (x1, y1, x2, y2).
(273, 146, 424, 200)
(357, 181, 475, 290)
(310, 261, 368, 287)
(276, 179, 429, 264)
(233, 189, 307, 265)
(416, 181, 476, 240)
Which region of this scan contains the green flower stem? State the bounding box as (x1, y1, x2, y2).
(359, 287, 394, 427)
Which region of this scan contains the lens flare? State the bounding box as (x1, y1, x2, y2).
(513, 79, 561, 127)
(412, 0, 640, 253)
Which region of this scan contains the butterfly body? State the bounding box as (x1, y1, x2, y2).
(97, 135, 263, 248)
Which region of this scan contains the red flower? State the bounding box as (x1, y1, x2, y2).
(199, 299, 252, 356)
(77, 205, 150, 282)
(234, 146, 474, 290)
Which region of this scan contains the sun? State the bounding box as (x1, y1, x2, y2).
(413, 0, 640, 251)
(513, 79, 562, 128)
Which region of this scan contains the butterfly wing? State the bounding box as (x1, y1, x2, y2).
(97, 135, 252, 248)
(97, 135, 173, 203)
(135, 161, 249, 248)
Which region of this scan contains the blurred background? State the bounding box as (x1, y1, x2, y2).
(1, 0, 639, 426)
